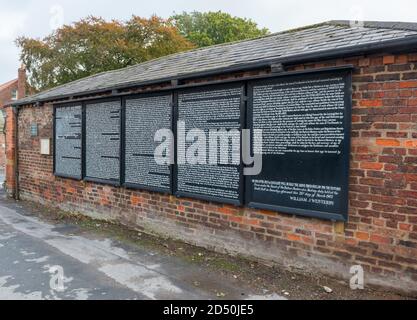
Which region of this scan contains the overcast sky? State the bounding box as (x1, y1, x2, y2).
(1, 0, 416, 84)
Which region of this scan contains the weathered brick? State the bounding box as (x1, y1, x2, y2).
(386, 132, 408, 138)
(376, 139, 401, 147)
(360, 178, 384, 187)
(361, 162, 384, 170)
(383, 55, 395, 64)
(375, 74, 400, 81)
(370, 234, 392, 245)
(405, 140, 417, 148)
(359, 99, 383, 107)
(400, 81, 417, 88)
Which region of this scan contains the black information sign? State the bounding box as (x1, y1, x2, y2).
(175, 84, 244, 206)
(246, 71, 352, 221)
(54, 104, 82, 179)
(85, 99, 121, 184)
(124, 94, 173, 193)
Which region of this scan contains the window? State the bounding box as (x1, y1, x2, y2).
(11, 89, 17, 100)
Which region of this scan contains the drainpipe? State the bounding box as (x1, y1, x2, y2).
(13, 105, 19, 200)
(1, 108, 6, 190)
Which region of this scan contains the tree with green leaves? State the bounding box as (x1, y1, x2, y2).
(171, 11, 270, 48)
(16, 16, 194, 91)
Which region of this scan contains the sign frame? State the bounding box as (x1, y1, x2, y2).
(53, 102, 83, 181)
(245, 69, 352, 222)
(84, 97, 122, 187)
(173, 82, 246, 207)
(122, 92, 174, 195)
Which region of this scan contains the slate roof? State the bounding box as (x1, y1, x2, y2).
(15, 20, 417, 106)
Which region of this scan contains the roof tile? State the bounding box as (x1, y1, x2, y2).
(16, 20, 417, 105)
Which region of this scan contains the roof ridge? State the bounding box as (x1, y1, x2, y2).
(328, 20, 417, 32)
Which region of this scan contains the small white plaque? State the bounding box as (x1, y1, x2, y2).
(40, 138, 51, 155)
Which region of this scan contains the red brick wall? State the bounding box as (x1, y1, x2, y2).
(0, 81, 18, 169)
(10, 52, 417, 294)
(4, 106, 17, 195)
(0, 81, 17, 106)
(0, 68, 26, 170)
(0, 133, 5, 169)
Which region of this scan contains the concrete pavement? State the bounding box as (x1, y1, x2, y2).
(0, 189, 284, 300)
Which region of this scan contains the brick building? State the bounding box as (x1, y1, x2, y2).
(5, 21, 417, 294)
(0, 66, 26, 169)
